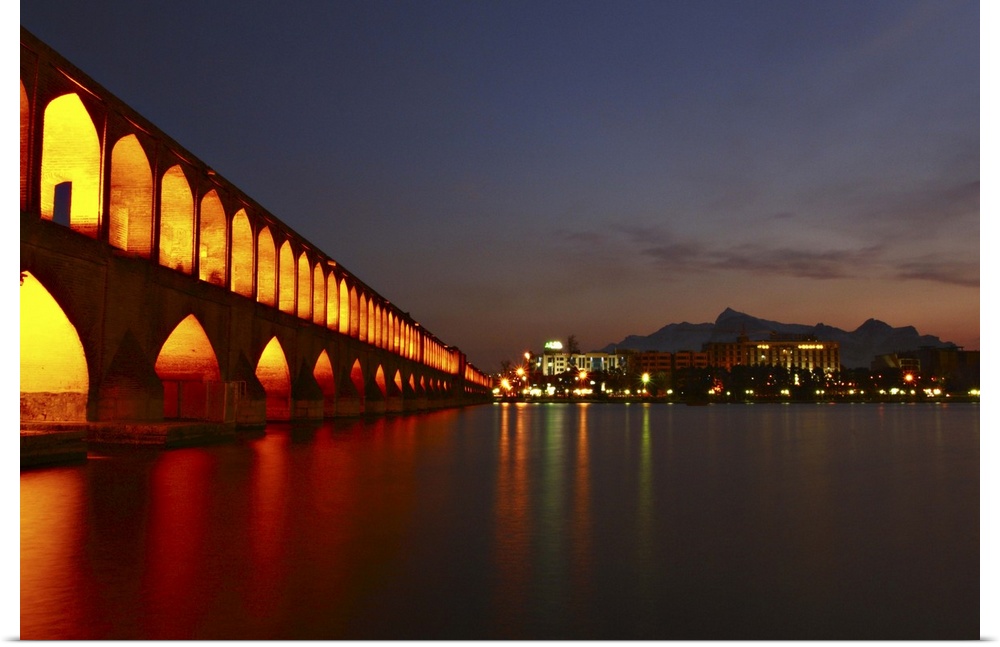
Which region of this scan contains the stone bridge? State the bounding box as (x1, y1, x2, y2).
(20, 27, 492, 459)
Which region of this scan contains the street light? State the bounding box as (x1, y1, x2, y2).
(642, 372, 650, 395)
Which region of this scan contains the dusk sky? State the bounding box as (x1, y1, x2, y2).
(20, 0, 981, 370)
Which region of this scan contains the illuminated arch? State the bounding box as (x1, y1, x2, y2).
(375, 366, 387, 396)
(296, 252, 312, 320)
(20, 272, 89, 422)
(278, 241, 295, 314)
(230, 209, 253, 297)
(349, 286, 360, 338)
(20, 81, 28, 211)
(313, 350, 336, 407)
(326, 272, 339, 330)
(366, 300, 375, 345)
(358, 292, 368, 341)
(394, 370, 403, 392)
(40, 93, 100, 236)
(198, 190, 227, 286)
(338, 279, 350, 334)
(388, 313, 397, 353)
(159, 165, 194, 274)
(256, 226, 276, 306)
(350, 359, 364, 397)
(312, 264, 326, 325)
(154, 314, 221, 419)
(255, 337, 291, 420)
(109, 135, 153, 257)
(374, 305, 383, 348)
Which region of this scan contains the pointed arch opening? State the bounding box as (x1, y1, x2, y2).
(296, 252, 312, 320)
(231, 209, 254, 297)
(350, 359, 364, 397)
(325, 272, 339, 330)
(339, 280, 350, 334)
(198, 190, 227, 286)
(154, 314, 221, 420)
(394, 370, 403, 392)
(159, 165, 194, 274)
(256, 337, 291, 421)
(21, 81, 29, 212)
(20, 272, 89, 422)
(313, 350, 336, 397)
(109, 134, 153, 257)
(358, 292, 368, 341)
(349, 286, 360, 338)
(375, 366, 387, 396)
(312, 264, 326, 326)
(256, 226, 276, 306)
(278, 241, 295, 314)
(41, 93, 100, 236)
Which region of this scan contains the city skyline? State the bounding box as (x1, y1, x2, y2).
(20, 0, 981, 370)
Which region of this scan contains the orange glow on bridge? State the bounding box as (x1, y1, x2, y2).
(155, 314, 221, 419)
(41, 93, 100, 236)
(338, 279, 349, 335)
(198, 191, 227, 286)
(278, 241, 294, 314)
(159, 165, 194, 274)
(256, 337, 291, 420)
(20, 81, 28, 210)
(312, 263, 326, 326)
(296, 252, 312, 320)
(109, 134, 153, 257)
(256, 227, 276, 306)
(20, 272, 89, 421)
(313, 350, 336, 401)
(231, 209, 254, 297)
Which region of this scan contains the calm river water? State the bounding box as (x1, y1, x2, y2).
(21, 402, 978, 639)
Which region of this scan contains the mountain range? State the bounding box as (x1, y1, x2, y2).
(598, 308, 959, 369)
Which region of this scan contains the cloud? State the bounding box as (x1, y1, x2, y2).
(553, 219, 978, 288)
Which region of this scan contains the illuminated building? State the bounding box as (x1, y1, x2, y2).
(704, 333, 840, 373)
(537, 341, 629, 376)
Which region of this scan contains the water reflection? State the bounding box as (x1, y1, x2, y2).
(20, 403, 979, 640)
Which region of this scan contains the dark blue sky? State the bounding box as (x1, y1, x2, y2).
(20, 0, 980, 369)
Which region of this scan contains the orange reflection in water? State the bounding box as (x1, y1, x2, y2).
(21, 469, 89, 639)
(142, 451, 215, 638)
(492, 404, 531, 633)
(571, 404, 593, 599)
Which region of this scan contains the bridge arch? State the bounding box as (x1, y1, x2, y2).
(256, 336, 291, 420)
(154, 314, 222, 420)
(198, 190, 227, 286)
(231, 209, 254, 297)
(20, 271, 90, 422)
(312, 263, 326, 326)
(20, 80, 29, 211)
(40, 93, 101, 236)
(159, 164, 194, 274)
(326, 271, 339, 331)
(108, 134, 153, 257)
(256, 225, 276, 306)
(296, 251, 311, 320)
(338, 279, 350, 334)
(349, 286, 360, 338)
(358, 290, 368, 341)
(278, 240, 294, 314)
(313, 349, 336, 417)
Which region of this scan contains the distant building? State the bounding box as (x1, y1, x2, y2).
(872, 346, 979, 379)
(537, 341, 629, 376)
(703, 332, 840, 373)
(634, 351, 673, 378)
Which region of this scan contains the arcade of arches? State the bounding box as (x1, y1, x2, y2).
(20, 28, 492, 446)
